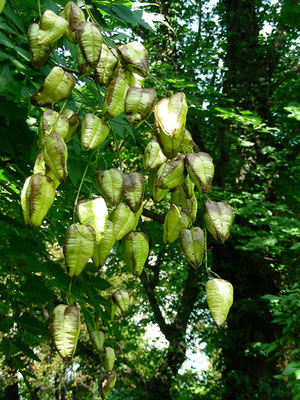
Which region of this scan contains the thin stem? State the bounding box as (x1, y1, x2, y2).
(73, 88, 99, 113)
(147, 73, 170, 96)
(81, 0, 97, 23)
(204, 226, 209, 276)
(38, 0, 42, 17)
(67, 279, 73, 305)
(144, 120, 153, 130)
(109, 123, 124, 171)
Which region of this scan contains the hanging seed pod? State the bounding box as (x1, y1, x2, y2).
(113, 289, 130, 313)
(39, 109, 69, 145)
(110, 302, 122, 319)
(31, 66, 75, 107)
(37, 10, 68, 45)
(92, 220, 114, 267)
(99, 371, 117, 400)
(103, 67, 129, 119)
(124, 69, 145, 88)
(33, 153, 60, 189)
(156, 154, 185, 190)
(182, 175, 195, 199)
(143, 140, 167, 171)
(171, 186, 189, 208)
(125, 88, 157, 129)
(185, 152, 214, 193)
(77, 46, 94, 75)
(96, 169, 123, 206)
(117, 41, 149, 76)
(134, 204, 143, 230)
(81, 114, 110, 151)
(101, 347, 115, 372)
(154, 117, 184, 159)
(95, 44, 118, 87)
(163, 205, 190, 244)
(21, 173, 55, 227)
(63, 223, 95, 278)
(204, 200, 234, 243)
(62, 109, 81, 142)
(148, 169, 169, 202)
(77, 197, 108, 243)
(181, 129, 200, 153)
(188, 194, 198, 223)
(90, 330, 105, 352)
(206, 279, 234, 326)
(179, 227, 204, 269)
(123, 172, 144, 213)
(28, 23, 56, 69)
(44, 131, 68, 183)
(110, 203, 136, 241)
(122, 232, 149, 276)
(60, 1, 85, 43)
(77, 21, 102, 67)
(50, 304, 80, 362)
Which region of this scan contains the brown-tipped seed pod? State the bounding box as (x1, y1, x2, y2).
(102, 347, 115, 372)
(143, 140, 167, 171)
(163, 205, 190, 244)
(205, 279, 234, 326)
(60, 1, 85, 43)
(93, 220, 115, 267)
(37, 10, 68, 45)
(185, 152, 214, 193)
(148, 169, 169, 203)
(181, 129, 200, 153)
(204, 200, 234, 243)
(50, 304, 80, 362)
(125, 88, 157, 129)
(179, 227, 205, 269)
(110, 203, 136, 241)
(117, 41, 149, 76)
(33, 153, 60, 189)
(90, 330, 105, 352)
(124, 70, 145, 88)
(113, 289, 130, 313)
(39, 109, 69, 145)
(182, 175, 195, 199)
(77, 21, 102, 67)
(81, 114, 110, 151)
(28, 23, 56, 69)
(122, 232, 149, 276)
(154, 117, 184, 159)
(123, 172, 144, 212)
(62, 109, 81, 143)
(77, 45, 94, 75)
(96, 169, 123, 206)
(44, 131, 68, 183)
(99, 371, 117, 399)
(103, 67, 129, 119)
(156, 154, 185, 190)
(77, 197, 108, 243)
(95, 44, 119, 87)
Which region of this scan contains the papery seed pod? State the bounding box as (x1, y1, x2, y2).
(21, 173, 55, 227)
(99, 371, 117, 399)
(77, 197, 108, 243)
(188, 194, 198, 223)
(62, 109, 81, 142)
(81, 114, 110, 151)
(77, 46, 94, 75)
(95, 44, 118, 87)
(124, 70, 145, 88)
(28, 23, 56, 69)
(33, 153, 60, 189)
(113, 289, 129, 313)
(50, 304, 80, 362)
(156, 155, 185, 190)
(110, 203, 136, 241)
(185, 152, 214, 193)
(44, 131, 68, 183)
(60, 1, 85, 43)
(125, 88, 157, 129)
(123, 172, 144, 212)
(206, 279, 234, 326)
(39, 109, 69, 145)
(37, 10, 68, 45)
(103, 68, 129, 119)
(171, 186, 189, 208)
(96, 169, 123, 206)
(118, 41, 149, 76)
(181, 129, 200, 153)
(204, 200, 234, 243)
(90, 330, 105, 352)
(92, 220, 114, 267)
(63, 223, 95, 278)
(122, 232, 149, 276)
(102, 347, 115, 372)
(182, 175, 195, 199)
(143, 140, 167, 170)
(179, 227, 204, 269)
(148, 169, 169, 202)
(133, 204, 143, 229)
(31, 66, 75, 107)
(163, 205, 190, 244)
(110, 302, 122, 320)
(154, 117, 184, 159)
(77, 21, 102, 67)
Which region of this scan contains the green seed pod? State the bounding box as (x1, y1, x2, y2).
(90, 330, 105, 352)
(28, 23, 56, 69)
(123, 172, 144, 213)
(204, 200, 234, 243)
(125, 88, 157, 129)
(113, 289, 130, 313)
(154, 117, 184, 159)
(117, 41, 149, 77)
(179, 227, 204, 269)
(60, 1, 85, 43)
(77, 21, 102, 67)
(21, 173, 55, 227)
(185, 152, 214, 193)
(205, 279, 234, 326)
(163, 205, 190, 244)
(134, 204, 143, 229)
(110, 302, 122, 320)
(143, 140, 167, 171)
(124, 70, 145, 88)
(99, 371, 117, 399)
(102, 347, 115, 372)
(62, 109, 81, 143)
(31, 66, 75, 107)
(171, 187, 197, 223)
(96, 169, 123, 206)
(95, 44, 118, 87)
(103, 68, 129, 119)
(33, 153, 60, 189)
(182, 175, 195, 199)
(188, 194, 198, 223)
(148, 169, 169, 202)
(81, 114, 110, 151)
(77, 45, 94, 75)
(110, 203, 136, 241)
(39, 109, 69, 146)
(44, 131, 68, 183)
(50, 304, 80, 362)
(181, 129, 199, 153)
(122, 232, 149, 276)
(92, 220, 114, 267)
(37, 10, 68, 45)
(77, 197, 108, 243)
(63, 223, 95, 278)
(156, 154, 185, 190)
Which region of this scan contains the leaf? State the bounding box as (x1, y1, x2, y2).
(17, 313, 49, 337)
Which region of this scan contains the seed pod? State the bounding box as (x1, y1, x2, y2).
(63, 223, 95, 278)
(77, 21, 102, 67)
(50, 304, 80, 362)
(113, 289, 130, 313)
(125, 88, 157, 129)
(62, 109, 81, 143)
(124, 70, 145, 88)
(110, 203, 136, 241)
(188, 194, 198, 223)
(95, 44, 118, 87)
(99, 371, 117, 399)
(21, 173, 55, 227)
(77, 197, 108, 243)
(134, 204, 143, 229)
(163, 205, 190, 244)
(123, 172, 144, 212)
(179, 227, 204, 269)
(185, 152, 214, 193)
(77, 46, 94, 75)
(204, 200, 233, 243)
(39, 109, 69, 145)
(90, 330, 105, 352)
(103, 68, 129, 119)
(148, 169, 169, 202)
(143, 140, 167, 171)
(154, 117, 184, 159)
(37, 10, 68, 45)
(117, 41, 149, 76)
(122, 232, 149, 276)
(60, 1, 85, 43)
(181, 129, 200, 153)
(96, 169, 123, 206)
(31, 66, 75, 107)
(33, 153, 60, 189)
(171, 186, 189, 208)
(44, 131, 68, 183)
(92, 220, 114, 267)
(110, 302, 122, 320)
(205, 279, 234, 326)
(28, 23, 56, 69)
(182, 175, 195, 199)
(156, 155, 185, 190)
(102, 347, 115, 372)
(81, 114, 110, 151)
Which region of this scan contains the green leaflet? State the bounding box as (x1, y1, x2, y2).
(99, 371, 117, 399)
(81, 114, 110, 151)
(123, 172, 144, 212)
(113, 289, 129, 313)
(60, 2, 85, 43)
(205, 279, 234, 326)
(77, 197, 108, 243)
(103, 67, 129, 119)
(163, 205, 190, 244)
(117, 41, 149, 77)
(95, 44, 118, 87)
(156, 154, 185, 190)
(96, 168, 123, 206)
(37, 10, 68, 45)
(28, 23, 55, 69)
(122, 232, 149, 276)
(39, 108, 69, 146)
(0, 0, 5, 13)
(154, 117, 184, 159)
(179, 227, 204, 269)
(77, 21, 102, 67)
(110, 203, 136, 241)
(125, 87, 157, 129)
(33, 153, 60, 189)
(185, 152, 214, 193)
(204, 200, 234, 243)
(102, 347, 115, 372)
(92, 220, 115, 267)
(143, 140, 167, 170)
(62, 109, 81, 143)
(90, 330, 105, 352)
(148, 169, 169, 202)
(44, 131, 68, 183)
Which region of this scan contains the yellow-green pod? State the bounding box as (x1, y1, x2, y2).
(113, 289, 129, 313)
(179, 227, 204, 269)
(96, 169, 123, 206)
(77, 21, 102, 67)
(134, 204, 143, 229)
(81, 114, 110, 151)
(156, 154, 185, 190)
(181, 129, 199, 153)
(122, 232, 149, 276)
(148, 169, 169, 203)
(187, 194, 198, 223)
(125, 88, 157, 129)
(44, 131, 68, 183)
(102, 347, 115, 372)
(204, 200, 234, 243)
(93, 220, 114, 267)
(77, 197, 108, 243)
(62, 109, 81, 143)
(95, 44, 118, 86)
(123, 172, 144, 213)
(33, 153, 60, 189)
(110, 203, 136, 241)
(90, 330, 105, 352)
(143, 140, 167, 171)
(77, 46, 94, 75)
(117, 41, 149, 77)
(171, 186, 189, 208)
(37, 10, 69, 45)
(185, 152, 214, 193)
(182, 175, 195, 199)
(99, 372, 117, 400)
(60, 2, 85, 43)
(28, 23, 56, 69)
(206, 279, 234, 326)
(39, 109, 69, 146)
(154, 117, 184, 159)
(163, 205, 190, 244)
(103, 68, 129, 119)
(124, 70, 145, 88)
